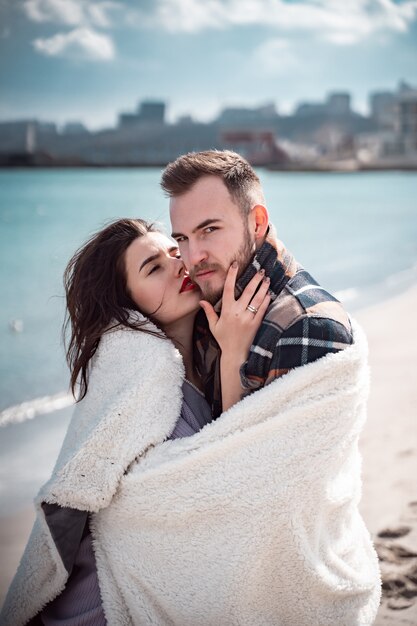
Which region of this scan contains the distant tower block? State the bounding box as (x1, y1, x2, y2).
(26, 122, 36, 153)
(137, 101, 166, 124)
(327, 93, 351, 115)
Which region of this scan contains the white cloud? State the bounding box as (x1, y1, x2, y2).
(156, 0, 225, 33)
(24, 0, 84, 25)
(253, 38, 300, 75)
(87, 2, 120, 28)
(23, 0, 120, 28)
(21, 0, 417, 49)
(33, 26, 115, 60)
(134, 0, 417, 44)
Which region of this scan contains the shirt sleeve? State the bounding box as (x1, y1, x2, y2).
(240, 315, 353, 391)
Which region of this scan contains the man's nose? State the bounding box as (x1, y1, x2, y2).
(187, 240, 208, 268)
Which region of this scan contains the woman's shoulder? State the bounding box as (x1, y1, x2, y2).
(92, 313, 183, 379)
(98, 313, 168, 355)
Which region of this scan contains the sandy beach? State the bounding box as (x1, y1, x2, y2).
(357, 286, 417, 624)
(1, 285, 416, 622)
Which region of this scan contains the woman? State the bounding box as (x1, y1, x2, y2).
(1, 218, 270, 626)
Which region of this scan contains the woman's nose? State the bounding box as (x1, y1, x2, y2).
(173, 256, 185, 278)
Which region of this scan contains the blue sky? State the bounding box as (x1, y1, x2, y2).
(0, 0, 416, 129)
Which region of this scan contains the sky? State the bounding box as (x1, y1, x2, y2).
(0, 0, 417, 130)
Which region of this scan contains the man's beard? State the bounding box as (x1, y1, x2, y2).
(190, 227, 255, 305)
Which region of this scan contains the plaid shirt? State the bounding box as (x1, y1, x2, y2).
(194, 237, 353, 418)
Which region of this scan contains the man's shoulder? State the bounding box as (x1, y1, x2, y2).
(239, 268, 354, 391)
(264, 268, 351, 337)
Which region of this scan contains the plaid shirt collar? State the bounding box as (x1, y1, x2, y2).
(213, 236, 298, 314)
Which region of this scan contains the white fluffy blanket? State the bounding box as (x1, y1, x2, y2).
(1, 319, 381, 626)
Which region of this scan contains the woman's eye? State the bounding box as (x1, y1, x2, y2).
(148, 265, 160, 275)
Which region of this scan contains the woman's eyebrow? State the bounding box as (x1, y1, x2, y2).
(139, 247, 178, 272)
(139, 253, 160, 272)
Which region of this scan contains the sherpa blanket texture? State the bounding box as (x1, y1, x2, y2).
(1, 318, 381, 626)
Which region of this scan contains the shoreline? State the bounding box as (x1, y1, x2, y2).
(1, 285, 416, 620)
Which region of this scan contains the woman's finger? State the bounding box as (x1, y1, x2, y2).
(247, 277, 270, 313)
(238, 269, 266, 310)
(221, 261, 238, 305)
(199, 300, 218, 333)
(253, 292, 271, 322)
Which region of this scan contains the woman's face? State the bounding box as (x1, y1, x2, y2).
(124, 232, 201, 327)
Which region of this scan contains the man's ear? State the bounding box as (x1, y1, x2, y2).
(251, 204, 269, 243)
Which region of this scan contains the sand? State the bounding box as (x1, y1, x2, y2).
(1, 286, 416, 622)
(357, 286, 417, 624)
(0, 507, 34, 605)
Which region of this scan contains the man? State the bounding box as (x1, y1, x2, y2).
(162, 150, 353, 418)
(153, 152, 381, 626)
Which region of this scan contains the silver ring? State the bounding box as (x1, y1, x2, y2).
(246, 304, 258, 314)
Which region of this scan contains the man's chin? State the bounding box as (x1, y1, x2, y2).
(198, 282, 223, 305)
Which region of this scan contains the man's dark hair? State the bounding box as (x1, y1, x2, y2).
(161, 150, 264, 216)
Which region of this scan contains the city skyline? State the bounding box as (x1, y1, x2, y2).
(0, 82, 410, 134)
(0, 0, 417, 130)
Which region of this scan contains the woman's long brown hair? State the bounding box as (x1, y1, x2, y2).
(63, 218, 163, 401)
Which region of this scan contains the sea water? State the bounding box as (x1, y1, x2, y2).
(1, 168, 416, 513)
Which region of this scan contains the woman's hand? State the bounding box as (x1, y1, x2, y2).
(199, 262, 271, 411)
(200, 261, 270, 361)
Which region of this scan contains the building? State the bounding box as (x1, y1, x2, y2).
(119, 100, 166, 128)
(0, 120, 36, 153)
(218, 103, 279, 127)
(294, 102, 326, 117)
(0, 120, 58, 154)
(62, 122, 89, 135)
(220, 130, 288, 166)
(326, 93, 351, 116)
(397, 89, 417, 155)
(137, 101, 165, 124)
(295, 93, 351, 118)
(370, 91, 397, 129)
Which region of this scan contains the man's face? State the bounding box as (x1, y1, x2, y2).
(170, 176, 256, 304)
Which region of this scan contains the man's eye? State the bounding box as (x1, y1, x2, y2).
(175, 236, 186, 243)
(204, 226, 217, 234)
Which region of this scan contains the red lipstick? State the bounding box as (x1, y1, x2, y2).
(179, 276, 196, 293)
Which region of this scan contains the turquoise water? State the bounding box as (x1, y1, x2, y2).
(0, 168, 416, 514)
(1, 168, 417, 413)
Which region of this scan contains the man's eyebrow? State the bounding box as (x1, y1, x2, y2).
(171, 219, 223, 239)
(139, 246, 178, 272)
